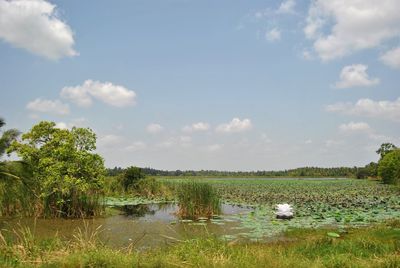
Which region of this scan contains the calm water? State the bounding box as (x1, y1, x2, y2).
(0, 203, 252, 249)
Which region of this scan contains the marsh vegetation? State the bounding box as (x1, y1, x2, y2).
(176, 181, 221, 220)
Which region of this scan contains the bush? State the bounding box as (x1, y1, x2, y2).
(378, 150, 400, 185)
(121, 166, 145, 191)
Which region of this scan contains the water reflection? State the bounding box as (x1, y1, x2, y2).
(118, 204, 156, 217)
(0, 203, 252, 249)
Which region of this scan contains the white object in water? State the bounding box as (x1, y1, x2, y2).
(276, 203, 294, 219)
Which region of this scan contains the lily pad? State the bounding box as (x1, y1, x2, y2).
(327, 232, 340, 238)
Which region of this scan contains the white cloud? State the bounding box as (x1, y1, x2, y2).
(125, 141, 146, 152)
(54, 118, 88, 130)
(61, 80, 136, 108)
(216, 118, 252, 133)
(304, 0, 400, 60)
(97, 134, 124, 148)
(182, 122, 210, 133)
(326, 98, 400, 122)
(156, 136, 192, 149)
(305, 139, 313, 144)
(60, 84, 92, 107)
(156, 139, 175, 149)
(55, 122, 68, 129)
(255, 1, 296, 18)
(339, 122, 371, 133)
(380, 47, 400, 69)
(26, 98, 69, 115)
(0, 0, 77, 60)
(277, 0, 296, 14)
(334, 64, 379, 88)
(146, 123, 163, 134)
(265, 28, 281, 42)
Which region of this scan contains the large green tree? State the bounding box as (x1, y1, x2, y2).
(378, 149, 400, 185)
(9, 121, 106, 218)
(376, 143, 397, 159)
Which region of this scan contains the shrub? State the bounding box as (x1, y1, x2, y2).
(177, 181, 221, 220)
(378, 149, 400, 185)
(121, 166, 145, 191)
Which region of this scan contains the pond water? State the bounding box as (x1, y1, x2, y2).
(2, 199, 398, 249)
(0, 203, 253, 249)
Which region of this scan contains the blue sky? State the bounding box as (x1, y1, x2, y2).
(0, 0, 399, 170)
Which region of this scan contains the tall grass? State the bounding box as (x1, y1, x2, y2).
(42, 190, 104, 218)
(0, 220, 399, 267)
(0, 161, 35, 217)
(177, 181, 221, 220)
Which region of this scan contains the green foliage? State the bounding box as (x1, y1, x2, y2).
(356, 162, 378, 179)
(376, 143, 397, 158)
(8, 121, 106, 218)
(0, 118, 27, 216)
(378, 149, 400, 185)
(121, 166, 145, 191)
(0, 117, 20, 158)
(177, 181, 221, 220)
(104, 175, 172, 199)
(0, 161, 35, 216)
(109, 166, 360, 178)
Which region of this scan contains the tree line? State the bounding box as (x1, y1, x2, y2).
(108, 166, 364, 178)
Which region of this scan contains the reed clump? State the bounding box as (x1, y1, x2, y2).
(177, 181, 221, 220)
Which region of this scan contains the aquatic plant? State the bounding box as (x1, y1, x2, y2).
(275, 203, 293, 219)
(177, 181, 221, 220)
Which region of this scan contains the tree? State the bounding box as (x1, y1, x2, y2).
(9, 121, 106, 217)
(356, 162, 378, 179)
(376, 143, 397, 159)
(378, 149, 400, 185)
(0, 117, 21, 179)
(121, 166, 146, 191)
(0, 117, 20, 158)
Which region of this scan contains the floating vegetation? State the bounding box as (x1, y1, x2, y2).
(161, 178, 400, 241)
(104, 196, 171, 206)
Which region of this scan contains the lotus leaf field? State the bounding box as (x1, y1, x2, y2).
(161, 178, 400, 241)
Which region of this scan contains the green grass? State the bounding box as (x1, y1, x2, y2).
(176, 181, 221, 220)
(0, 220, 399, 267)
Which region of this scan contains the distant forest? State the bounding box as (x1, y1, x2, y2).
(107, 164, 378, 179)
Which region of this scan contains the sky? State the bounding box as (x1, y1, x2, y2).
(0, 0, 399, 171)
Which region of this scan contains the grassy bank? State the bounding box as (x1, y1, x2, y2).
(0, 220, 399, 267)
